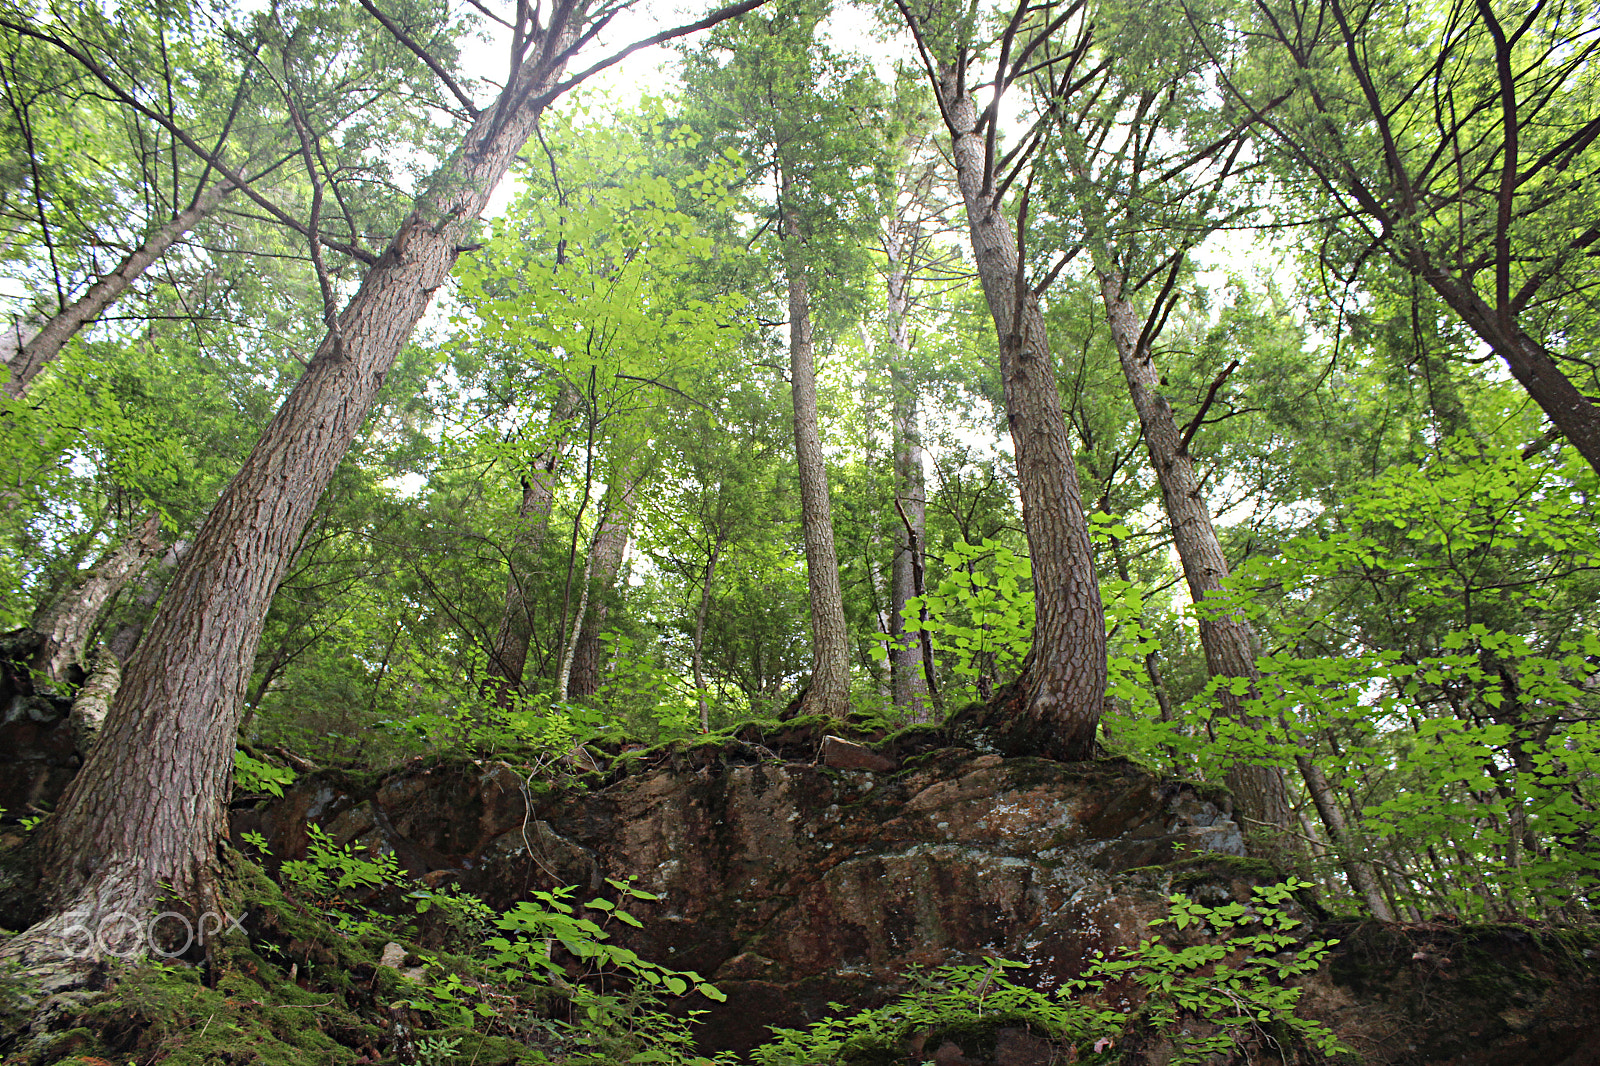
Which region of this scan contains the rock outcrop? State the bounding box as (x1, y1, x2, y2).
(229, 723, 1600, 1062)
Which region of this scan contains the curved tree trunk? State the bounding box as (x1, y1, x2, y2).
(2, 181, 232, 399)
(781, 180, 851, 721)
(13, 24, 587, 965)
(940, 73, 1106, 758)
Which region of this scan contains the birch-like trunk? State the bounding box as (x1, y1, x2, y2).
(2, 181, 233, 399)
(941, 73, 1106, 757)
(17, 24, 586, 964)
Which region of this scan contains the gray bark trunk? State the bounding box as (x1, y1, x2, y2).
(3, 181, 232, 399)
(568, 473, 640, 698)
(106, 538, 189, 662)
(29, 516, 164, 690)
(1096, 269, 1296, 837)
(782, 179, 851, 721)
(885, 214, 932, 722)
(940, 73, 1106, 758)
(16, 25, 584, 964)
(484, 386, 579, 707)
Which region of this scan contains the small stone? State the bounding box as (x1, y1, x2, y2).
(378, 942, 406, 969)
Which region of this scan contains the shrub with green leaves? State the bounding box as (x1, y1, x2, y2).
(746, 880, 1347, 1065)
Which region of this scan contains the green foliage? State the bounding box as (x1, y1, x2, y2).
(277, 825, 407, 937)
(1070, 880, 1347, 1064)
(233, 749, 297, 798)
(747, 881, 1346, 1065)
(889, 538, 1033, 699)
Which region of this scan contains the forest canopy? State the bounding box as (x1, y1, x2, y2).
(1, 0, 1597, 956)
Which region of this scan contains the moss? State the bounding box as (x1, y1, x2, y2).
(1165, 853, 1282, 891)
(921, 1010, 1060, 1058)
(837, 1034, 903, 1065)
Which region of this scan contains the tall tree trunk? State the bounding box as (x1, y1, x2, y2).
(885, 214, 932, 722)
(781, 180, 851, 721)
(29, 516, 164, 690)
(569, 472, 641, 698)
(1097, 266, 1388, 911)
(940, 72, 1106, 758)
(483, 386, 578, 707)
(13, 22, 589, 964)
(1096, 270, 1295, 829)
(2, 181, 232, 399)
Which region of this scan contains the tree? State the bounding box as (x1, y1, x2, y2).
(7, 0, 767, 967)
(682, 0, 888, 719)
(893, 0, 1108, 757)
(1199, 0, 1600, 475)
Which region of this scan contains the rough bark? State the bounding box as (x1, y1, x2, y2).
(29, 516, 164, 690)
(885, 214, 932, 723)
(1097, 271, 1295, 831)
(67, 646, 120, 758)
(1097, 267, 1388, 912)
(2, 181, 233, 399)
(782, 184, 851, 721)
(940, 73, 1107, 758)
(483, 387, 579, 707)
(12, 20, 589, 965)
(568, 473, 640, 699)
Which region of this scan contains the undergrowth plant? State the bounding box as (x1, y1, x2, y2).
(236, 827, 730, 1063)
(746, 880, 1348, 1065)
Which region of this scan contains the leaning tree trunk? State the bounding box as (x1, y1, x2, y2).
(885, 213, 933, 722)
(568, 472, 641, 698)
(941, 72, 1106, 758)
(13, 25, 587, 966)
(2, 181, 232, 399)
(781, 184, 852, 721)
(1098, 267, 1390, 912)
(29, 516, 164, 690)
(483, 386, 578, 708)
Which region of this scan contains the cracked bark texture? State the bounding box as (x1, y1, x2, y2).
(17, 21, 586, 963)
(940, 71, 1106, 758)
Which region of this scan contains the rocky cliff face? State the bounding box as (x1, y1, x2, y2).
(229, 721, 1600, 1064)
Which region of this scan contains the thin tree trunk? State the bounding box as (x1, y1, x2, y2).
(940, 72, 1106, 757)
(569, 472, 641, 698)
(554, 519, 599, 704)
(693, 533, 726, 731)
(29, 516, 164, 690)
(15, 21, 589, 963)
(484, 386, 578, 707)
(781, 176, 851, 721)
(885, 214, 932, 723)
(1296, 753, 1394, 919)
(2, 181, 232, 399)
